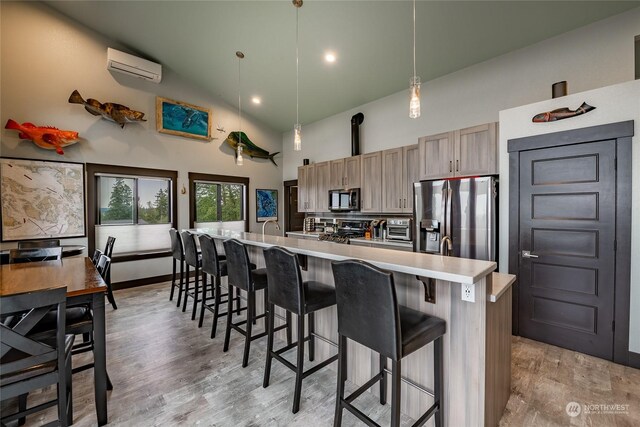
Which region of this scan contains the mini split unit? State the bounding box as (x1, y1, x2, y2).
(107, 48, 162, 83)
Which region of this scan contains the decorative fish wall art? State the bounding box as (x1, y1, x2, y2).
(532, 102, 595, 123)
(4, 119, 80, 155)
(68, 90, 146, 128)
(224, 131, 279, 166)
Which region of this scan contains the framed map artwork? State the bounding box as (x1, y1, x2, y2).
(0, 158, 86, 241)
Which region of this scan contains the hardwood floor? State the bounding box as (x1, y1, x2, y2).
(16, 282, 640, 426)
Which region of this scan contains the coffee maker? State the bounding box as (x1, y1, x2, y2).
(370, 219, 386, 239)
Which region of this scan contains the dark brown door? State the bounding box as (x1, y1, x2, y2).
(287, 186, 304, 232)
(518, 140, 616, 360)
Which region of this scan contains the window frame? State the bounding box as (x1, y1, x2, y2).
(86, 163, 178, 263)
(188, 172, 249, 231)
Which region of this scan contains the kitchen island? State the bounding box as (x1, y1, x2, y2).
(192, 228, 515, 426)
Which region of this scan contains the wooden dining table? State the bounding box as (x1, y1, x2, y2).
(0, 257, 108, 426)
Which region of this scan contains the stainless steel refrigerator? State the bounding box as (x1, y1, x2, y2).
(413, 176, 497, 261)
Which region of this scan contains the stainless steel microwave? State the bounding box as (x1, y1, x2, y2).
(329, 189, 360, 212)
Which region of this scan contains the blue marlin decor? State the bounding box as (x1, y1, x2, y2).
(225, 131, 279, 166)
(156, 97, 212, 140)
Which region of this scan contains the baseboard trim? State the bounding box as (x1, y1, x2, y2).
(113, 274, 173, 290)
(629, 351, 640, 369)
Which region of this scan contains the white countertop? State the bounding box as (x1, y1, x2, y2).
(191, 228, 496, 284)
(350, 237, 413, 249)
(488, 272, 517, 302)
(285, 231, 320, 238)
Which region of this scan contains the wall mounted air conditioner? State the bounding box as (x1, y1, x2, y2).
(107, 48, 162, 83)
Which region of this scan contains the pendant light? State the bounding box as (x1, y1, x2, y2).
(293, 0, 303, 151)
(409, 0, 421, 119)
(236, 51, 244, 166)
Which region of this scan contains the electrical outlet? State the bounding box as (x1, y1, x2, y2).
(461, 283, 475, 303)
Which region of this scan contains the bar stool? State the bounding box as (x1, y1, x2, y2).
(198, 234, 240, 338)
(331, 260, 445, 427)
(181, 231, 203, 320)
(262, 246, 337, 413)
(223, 239, 288, 367)
(169, 229, 185, 306)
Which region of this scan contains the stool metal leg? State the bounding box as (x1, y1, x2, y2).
(191, 265, 200, 320)
(182, 264, 190, 312)
(391, 359, 402, 427)
(379, 354, 387, 405)
(223, 285, 234, 353)
(198, 272, 208, 328)
(334, 334, 347, 427)
(251, 294, 257, 325)
(176, 259, 184, 307)
(434, 336, 443, 427)
(170, 258, 177, 301)
(292, 313, 305, 413)
(308, 311, 315, 362)
(242, 291, 254, 367)
(286, 311, 293, 345)
(211, 274, 222, 338)
(263, 303, 275, 388)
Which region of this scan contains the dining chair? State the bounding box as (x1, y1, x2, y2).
(92, 249, 104, 266)
(101, 237, 117, 310)
(1, 286, 74, 426)
(17, 239, 61, 249)
(9, 247, 62, 264)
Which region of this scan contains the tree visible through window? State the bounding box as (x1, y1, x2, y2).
(195, 182, 244, 222)
(99, 176, 171, 225)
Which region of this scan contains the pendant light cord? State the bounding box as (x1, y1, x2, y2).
(412, 0, 416, 78)
(296, 6, 299, 125)
(238, 57, 242, 138)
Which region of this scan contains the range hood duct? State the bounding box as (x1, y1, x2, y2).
(351, 112, 364, 156)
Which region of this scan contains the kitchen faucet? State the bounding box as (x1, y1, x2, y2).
(439, 235, 453, 256)
(262, 219, 281, 235)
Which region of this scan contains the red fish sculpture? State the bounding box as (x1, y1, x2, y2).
(532, 102, 595, 123)
(4, 119, 80, 155)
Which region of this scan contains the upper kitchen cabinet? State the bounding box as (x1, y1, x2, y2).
(329, 159, 345, 189)
(297, 164, 316, 212)
(360, 151, 382, 212)
(419, 122, 498, 180)
(329, 156, 360, 190)
(382, 145, 420, 213)
(315, 161, 331, 212)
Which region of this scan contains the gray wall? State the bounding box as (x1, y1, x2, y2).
(0, 2, 284, 282)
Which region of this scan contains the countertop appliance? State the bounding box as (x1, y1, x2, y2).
(386, 218, 411, 241)
(318, 220, 367, 244)
(413, 176, 497, 261)
(329, 188, 360, 212)
(370, 219, 386, 239)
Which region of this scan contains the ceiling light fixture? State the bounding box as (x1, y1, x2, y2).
(293, 0, 303, 151)
(236, 51, 244, 166)
(324, 52, 336, 63)
(251, 96, 261, 105)
(409, 0, 421, 119)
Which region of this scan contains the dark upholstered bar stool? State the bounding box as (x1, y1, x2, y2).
(181, 231, 203, 320)
(331, 260, 445, 427)
(198, 234, 240, 338)
(262, 246, 337, 413)
(223, 239, 288, 367)
(169, 229, 185, 306)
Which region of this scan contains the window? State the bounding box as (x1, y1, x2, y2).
(87, 164, 177, 259)
(189, 172, 249, 232)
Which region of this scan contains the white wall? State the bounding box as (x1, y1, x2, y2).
(282, 7, 640, 179)
(499, 79, 640, 354)
(0, 2, 283, 282)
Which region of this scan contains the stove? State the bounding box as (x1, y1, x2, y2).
(317, 220, 368, 244)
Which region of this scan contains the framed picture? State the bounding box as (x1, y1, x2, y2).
(0, 157, 86, 241)
(156, 96, 212, 141)
(256, 189, 278, 223)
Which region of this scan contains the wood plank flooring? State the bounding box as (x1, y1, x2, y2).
(13, 282, 640, 426)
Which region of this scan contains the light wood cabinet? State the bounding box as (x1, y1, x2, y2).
(329, 159, 345, 190)
(297, 164, 316, 212)
(419, 122, 497, 180)
(382, 145, 420, 213)
(360, 152, 382, 212)
(344, 155, 361, 189)
(314, 161, 331, 212)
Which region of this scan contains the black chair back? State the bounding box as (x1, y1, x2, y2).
(92, 249, 104, 266)
(1, 286, 67, 396)
(199, 234, 223, 277)
(9, 247, 62, 264)
(263, 246, 304, 314)
(169, 228, 184, 261)
(17, 239, 61, 249)
(103, 236, 116, 258)
(223, 239, 252, 292)
(181, 231, 199, 268)
(331, 260, 402, 360)
(96, 254, 111, 280)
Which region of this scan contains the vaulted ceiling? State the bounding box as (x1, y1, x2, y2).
(45, 1, 639, 131)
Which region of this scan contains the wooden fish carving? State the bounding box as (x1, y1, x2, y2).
(532, 102, 595, 123)
(5, 119, 80, 155)
(225, 131, 279, 166)
(68, 90, 146, 128)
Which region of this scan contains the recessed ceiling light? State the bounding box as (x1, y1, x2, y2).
(324, 52, 337, 63)
(251, 96, 261, 105)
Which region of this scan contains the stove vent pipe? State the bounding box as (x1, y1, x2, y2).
(351, 112, 364, 156)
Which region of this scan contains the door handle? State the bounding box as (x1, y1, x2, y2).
(456, 159, 459, 172)
(449, 161, 452, 173)
(400, 198, 402, 208)
(404, 198, 407, 208)
(522, 250, 539, 259)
